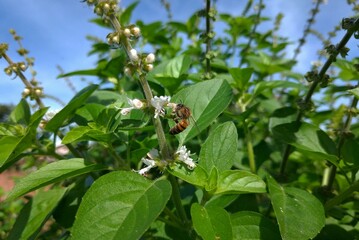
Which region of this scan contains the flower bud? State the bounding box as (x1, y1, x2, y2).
(94, 6, 103, 16)
(144, 64, 153, 72)
(146, 53, 155, 63)
(129, 48, 139, 61)
(35, 88, 43, 96)
(103, 3, 110, 13)
(4, 67, 12, 76)
(123, 28, 131, 38)
(132, 99, 144, 109)
(124, 67, 133, 76)
(19, 62, 27, 71)
(23, 88, 31, 96)
(131, 26, 141, 37)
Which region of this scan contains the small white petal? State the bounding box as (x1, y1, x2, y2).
(147, 149, 159, 159)
(176, 146, 196, 169)
(151, 96, 171, 118)
(120, 107, 133, 115)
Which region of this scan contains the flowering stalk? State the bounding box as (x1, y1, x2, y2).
(279, 18, 359, 176)
(91, 0, 171, 159)
(0, 47, 44, 108)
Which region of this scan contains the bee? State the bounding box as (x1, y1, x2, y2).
(169, 103, 191, 135)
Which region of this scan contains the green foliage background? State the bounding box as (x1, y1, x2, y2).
(1, 0, 359, 239)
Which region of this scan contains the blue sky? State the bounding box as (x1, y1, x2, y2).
(0, 0, 356, 110)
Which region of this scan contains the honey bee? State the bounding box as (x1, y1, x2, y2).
(169, 103, 191, 135)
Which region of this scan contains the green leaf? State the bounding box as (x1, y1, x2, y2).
(272, 122, 338, 165)
(268, 107, 297, 130)
(348, 87, 359, 100)
(253, 80, 305, 98)
(45, 85, 98, 132)
(62, 126, 112, 144)
(71, 171, 172, 240)
(147, 54, 192, 93)
(6, 159, 106, 201)
(231, 211, 281, 240)
(199, 122, 238, 173)
(342, 138, 359, 165)
(0, 136, 21, 168)
(214, 170, 266, 195)
(168, 164, 208, 188)
(171, 78, 233, 144)
(9, 99, 31, 125)
(228, 67, 253, 91)
(8, 188, 67, 240)
(0, 107, 48, 170)
(191, 203, 232, 240)
(267, 175, 325, 240)
(335, 58, 359, 81)
(119, 1, 139, 25)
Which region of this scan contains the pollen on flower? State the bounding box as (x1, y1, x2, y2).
(151, 96, 171, 118)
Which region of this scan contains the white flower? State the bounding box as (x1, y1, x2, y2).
(117, 98, 144, 115)
(175, 146, 196, 170)
(310, 60, 323, 68)
(151, 96, 171, 118)
(137, 149, 160, 175)
(146, 53, 155, 63)
(138, 158, 156, 175)
(129, 48, 139, 61)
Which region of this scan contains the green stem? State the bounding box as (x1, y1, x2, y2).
(108, 14, 171, 159)
(322, 92, 358, 190)
(244, 123, 256, 173)
(168, 174, 189, 226)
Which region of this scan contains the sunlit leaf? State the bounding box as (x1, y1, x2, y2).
(71, 171, 171, 240)
(6, 159, 106, 201)
(199, 122, 238, 173)
(214, 170, 266, 195)
(171, 78, 233, 144)
(272, 122, 338, 165)
(45, 85, 98, 132)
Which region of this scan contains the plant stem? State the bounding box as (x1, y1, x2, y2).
(244, 123, 256, 173)
(107, 15, 171, 159)
(322, 92, 358, 190)
(279, 18, 359, 176)
(239, 0, 263, 67)
(168, 174, 189, 226)
(205, 0, 212, 75)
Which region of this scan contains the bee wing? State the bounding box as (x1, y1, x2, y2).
(190, 115, 201, 135)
